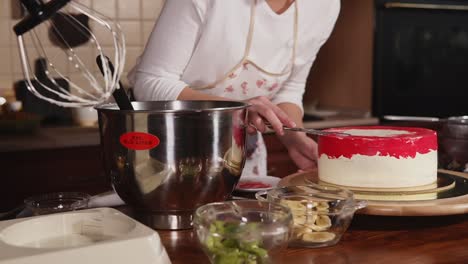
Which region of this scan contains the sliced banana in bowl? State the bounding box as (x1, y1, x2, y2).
(302, 232, 336, 243)
(278, 199, 340, 247)
(280, 200, 327, 230)
(314, 215, 332, 229)
(254, 184, 367, 248)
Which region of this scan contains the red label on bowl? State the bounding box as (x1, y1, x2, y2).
(120, 132, 160, 150)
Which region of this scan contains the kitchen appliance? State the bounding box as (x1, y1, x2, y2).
(96, 101, 249, 230)
(12, 0, 126, 108)
(373, 0, 468, 118)
(0, 207, 171, 264)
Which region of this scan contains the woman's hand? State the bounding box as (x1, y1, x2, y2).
(246, 96, 296, 136)
(280, 131, 318, 170)
(177, 92, 294, 136)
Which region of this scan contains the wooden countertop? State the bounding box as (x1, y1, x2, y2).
(156, 213, 468, 264)
(0, 117, 378, 152)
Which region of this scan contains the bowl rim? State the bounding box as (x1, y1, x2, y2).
(95, 100, 249, 113)
(193, 200, 293, 228)
(256, 184, 365, 215)
(259, 184, 355, 199)
(24, 192, 91, 210)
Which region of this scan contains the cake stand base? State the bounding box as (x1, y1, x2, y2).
(279, 169, 468, 216)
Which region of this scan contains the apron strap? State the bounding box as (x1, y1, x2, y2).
(243, 0, 257, 59)
(241, 0, 298, 77)
(292, 0, 298, 66)
(193, 0, 299, 90)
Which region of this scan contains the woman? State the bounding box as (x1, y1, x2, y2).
(129, 0, 340, 177)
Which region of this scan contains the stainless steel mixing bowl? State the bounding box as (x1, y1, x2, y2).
(96, 101, 248, 230)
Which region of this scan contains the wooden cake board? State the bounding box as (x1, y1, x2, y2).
(278, 169, 468, 216)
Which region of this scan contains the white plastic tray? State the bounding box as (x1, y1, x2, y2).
(0, 207, 171, 264)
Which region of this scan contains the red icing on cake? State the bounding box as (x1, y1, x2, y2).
(318, 126, 438, 159)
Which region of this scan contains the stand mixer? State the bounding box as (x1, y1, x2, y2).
(13, 0, 126, 108)
(10, 0, 250, 232)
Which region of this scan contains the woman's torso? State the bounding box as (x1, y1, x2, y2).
(180, 0, 310, 93)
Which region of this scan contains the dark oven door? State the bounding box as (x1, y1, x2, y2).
(373, 0, 468, 118)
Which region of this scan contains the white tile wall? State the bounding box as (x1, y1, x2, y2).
(0, 1, 11, 18)
(0, 19, 11, 46)
(92, 0, 117, 19)
(117, 0, 141, 20)
(119, 21, 142, 46)
(0, 0, 166, 97)
(142, 0, 165, 20)
(0, 48, 12, 75)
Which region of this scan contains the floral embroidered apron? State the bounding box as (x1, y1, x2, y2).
(193, 0, 298, 177)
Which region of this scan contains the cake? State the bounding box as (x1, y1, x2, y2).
(318, 126, 438, 189)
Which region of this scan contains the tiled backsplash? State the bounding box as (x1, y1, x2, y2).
(0, 0, 165, 97)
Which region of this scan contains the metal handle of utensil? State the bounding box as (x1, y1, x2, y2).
(261, 122, 350, 137)
(383, 115, 441, 122)
(281, 126, 351, 137)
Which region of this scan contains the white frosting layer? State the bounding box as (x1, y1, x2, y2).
(341, 129, 412, 137)
(318, 150, 438, 188)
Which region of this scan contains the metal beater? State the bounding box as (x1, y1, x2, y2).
(12, 0, 126, 108)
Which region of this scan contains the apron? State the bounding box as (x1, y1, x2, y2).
(193, 0, 298, 177)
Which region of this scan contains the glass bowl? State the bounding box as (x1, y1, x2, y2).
(256, 184, 367, 248)
(193, 200, 293, 264)
(24, 192, 91, 216)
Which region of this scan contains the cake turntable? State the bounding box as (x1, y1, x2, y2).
(0, 208, 171, 264)
(278, 169, 468, 216)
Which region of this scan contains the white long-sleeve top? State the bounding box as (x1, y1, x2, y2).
(129, 0, 340, 109)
